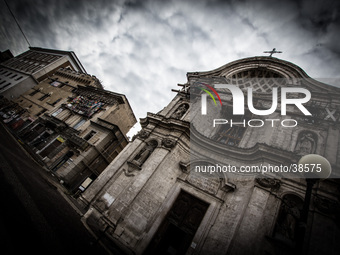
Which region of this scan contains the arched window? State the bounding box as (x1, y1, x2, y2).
(29, 89, 39, 96)
(212, 110, 251, 146)
(225, 68, 286, 92)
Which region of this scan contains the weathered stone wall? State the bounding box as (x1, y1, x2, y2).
(102, 99, 137, 137)
(80, 57, 340, 255)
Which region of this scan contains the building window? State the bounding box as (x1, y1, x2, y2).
(212, 112, 250, 146)
(1, 83, 11, 89)
(50, 98, 62, 106)
(50, 81, 61, 87)
(51, 151, 74, 172)
(39, 137, 64, 159)
(66, 95, 105, 117)
(29, 89, 39, 96)
(36, 54, 44, 60)
(39, 94, 50, 101)
(51, 108, 63, 117)
(58, 81, 68, 88)
(214, 125, 246, 146)
(15, 76, 23, 81)
(79, 177, 93, 192)
(73, 119, 86, 129)
(84, 130, 96, 141)
(59, 81, 67, 88)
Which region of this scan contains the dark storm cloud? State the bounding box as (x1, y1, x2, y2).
(1, 0, 123, 52)
(1, 0, 340, 136)
(298, 0, 338, 32)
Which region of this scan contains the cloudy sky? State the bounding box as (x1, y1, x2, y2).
(1, 0, 340, 136)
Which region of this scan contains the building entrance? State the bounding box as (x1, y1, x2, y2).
(145, 191, 209, 255)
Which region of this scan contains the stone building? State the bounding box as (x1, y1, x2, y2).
(0, 47, 88, 99)
(12, 67, 136, 194)
(80, 57, 340, 255)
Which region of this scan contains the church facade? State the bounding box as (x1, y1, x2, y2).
(79, 57, 340, 255)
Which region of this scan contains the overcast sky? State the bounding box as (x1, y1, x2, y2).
(1, 0, 340, 136)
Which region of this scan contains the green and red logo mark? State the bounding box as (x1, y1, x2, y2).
(199, 83, 222, 106)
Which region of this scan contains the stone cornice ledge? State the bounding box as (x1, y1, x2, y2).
(140, 112, 190, 135)
(190, 125, 300, 165)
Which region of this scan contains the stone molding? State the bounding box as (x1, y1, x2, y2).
(138, 130, 150, 140)
(255, 177, 281, 190)
(161, 138, 176, 149)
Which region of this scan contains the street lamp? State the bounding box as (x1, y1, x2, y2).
(295, 154, 332, 254)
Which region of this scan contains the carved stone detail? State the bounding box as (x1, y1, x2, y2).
(123, 165, 140, 177)
(85, 210, 108, 236)
(256, 177, 281, 190)
(162, 138, 176, 149)
(172, 103, 189, 119)
(138, 130, 150, 140)
(125, 140, 158, 176)
(221, 179, 236, 192)
(225, 68, 286, 93)
(294, 131, 317, 156)
(94, 199, 107, 211)
(179, 161, 190, 173)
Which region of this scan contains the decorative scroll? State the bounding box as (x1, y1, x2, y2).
(162, 138, 176, 149)
(256, 178, 281, 190)
(138, 130, 150, 140)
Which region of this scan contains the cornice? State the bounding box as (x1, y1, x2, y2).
(142, 112, 303, 165)
(187, 56, 340, 93)
(141, 112, 190, 137)
(76, 85, 125, 104)
(187, 57, 308, 79)
(190, 124, 300, 165)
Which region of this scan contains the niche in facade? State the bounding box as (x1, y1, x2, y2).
(125, 140, 158, 176)
(172, 103, 189, 119)
(294, 131, 317, 155)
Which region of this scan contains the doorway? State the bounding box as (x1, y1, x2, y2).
(145, 191, 209, 255)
